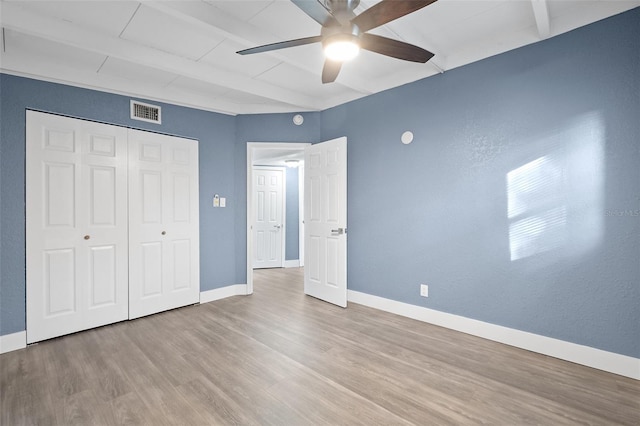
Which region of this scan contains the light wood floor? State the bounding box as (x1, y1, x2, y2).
(2, 267, 638, 425)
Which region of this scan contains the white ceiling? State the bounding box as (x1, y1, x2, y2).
(1, 0, 638, 116)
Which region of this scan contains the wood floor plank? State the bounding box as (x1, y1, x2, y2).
(183, 350, 312, 425)
(107, 391, 159, 426)
(266, 365, 414, 426)
(176, 376, 259, 426)
(1, 267, 639, 425)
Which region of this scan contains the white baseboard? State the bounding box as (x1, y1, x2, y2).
(0, 331, 27, 354)
(1, 286, 248, 354)
(283, 260, 300, 268)
(200, 284, 248, 303)
(347, 290, 640, 380)
(6, 289, 636, 379)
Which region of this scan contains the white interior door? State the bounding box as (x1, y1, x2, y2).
(26, 111, 129, 343)
(253, 167, 284, 269)
(128, 130, 200, 319)
(304, 137, 347, 307)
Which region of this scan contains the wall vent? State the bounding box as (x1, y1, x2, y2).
(130, 100, 161, 124)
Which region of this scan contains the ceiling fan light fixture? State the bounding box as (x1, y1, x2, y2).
(323, 35, 360, 62)
(239, 0, 439, 83)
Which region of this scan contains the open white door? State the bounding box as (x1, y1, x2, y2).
(304, 137, 347, 307)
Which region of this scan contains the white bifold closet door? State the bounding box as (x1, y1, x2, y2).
(26, 111, 200, 343)
(127, 130, 200, 319)
(26, 111, 129, 343)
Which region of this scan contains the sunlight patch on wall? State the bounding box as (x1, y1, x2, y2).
(508, 156, 567, 260)
(506, 113, 604, 261)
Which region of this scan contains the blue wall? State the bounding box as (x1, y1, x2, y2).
(1, 9, 638, 359)
(322, 8, 639, 358)
(285, 167, 300, 261)
(0, 75, 237, 335)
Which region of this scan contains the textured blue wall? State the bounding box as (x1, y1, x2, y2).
(285, 167, 300, 261)
(0, 75, 237, 335)
(234, 113, 321, 281)
(322, 9, 639, 358)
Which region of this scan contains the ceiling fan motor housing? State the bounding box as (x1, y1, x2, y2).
(321, 0, 361, 13)
(321, 20, 361, 45)
(322, 0, 360, 24)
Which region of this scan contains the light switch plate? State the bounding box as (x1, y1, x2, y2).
(220, 197, 226, 208)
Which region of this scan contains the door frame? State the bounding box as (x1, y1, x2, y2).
(298, 164, 305, 267)
(246, 142, 310, 294)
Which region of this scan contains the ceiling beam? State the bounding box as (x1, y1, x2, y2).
(0, 2, 320, 111)
(530, 0, 550, 39)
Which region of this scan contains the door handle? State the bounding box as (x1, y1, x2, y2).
(274, 225, 281, 229)
(331, 228, 346, 235)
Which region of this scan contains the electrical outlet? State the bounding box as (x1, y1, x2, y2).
(420, 284, 429, 298)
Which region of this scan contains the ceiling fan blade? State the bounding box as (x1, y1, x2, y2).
(322, 60, 342, 84)
(237, 36, 323, 55)
(360, 33, 434, 63)
(352, 0, 438, 33)
(291, 0, 339, 27)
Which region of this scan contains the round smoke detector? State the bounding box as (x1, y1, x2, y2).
(401, 131, 414, 144)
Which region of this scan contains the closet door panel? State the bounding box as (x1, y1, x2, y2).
(26, 111, 129, 343)
(44, 162, 76, 228)
(80, 120, 129, 328)
(141, 171, 163, 224)
(89, 166, 117, 226)
(141, 242, 163, 297)
(128, 130, 199, 319)
(44, 248, 76, 316)
(88, 244, 117, 307)
(172, 239, 191, 290)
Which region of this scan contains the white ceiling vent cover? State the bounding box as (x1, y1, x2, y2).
(130, 100, 161, 124)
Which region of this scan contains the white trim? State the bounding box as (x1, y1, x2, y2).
(200, 284, 248, 304)
(246, 144, 254, 295)
(283, 260, 301, 268)
(2, 284, 245, 354)
(281, 167, 287, 268)
(347, 290, 640, 380)
(0, 331, 27, 354)
(298, 164, 305, 267)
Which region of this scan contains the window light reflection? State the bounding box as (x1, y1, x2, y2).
(506, 112, 604, 261)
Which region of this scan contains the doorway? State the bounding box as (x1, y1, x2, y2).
(246, 143, 310, 294)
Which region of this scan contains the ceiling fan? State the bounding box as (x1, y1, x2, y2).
(237, 0, 438, 84)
